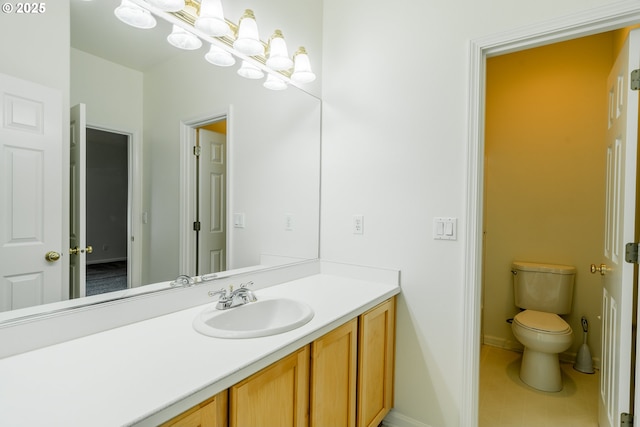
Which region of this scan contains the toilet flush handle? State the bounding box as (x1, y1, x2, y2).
(590, 263, 607, 275)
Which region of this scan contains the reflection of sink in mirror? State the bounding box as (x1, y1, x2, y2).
(193, 297, 314, 339)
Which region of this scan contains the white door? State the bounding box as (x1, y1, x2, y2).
(69, 104, 87, 298)
(198, 128, 226, 274)
(0, 73, 64, 311)
(598, 28, 640, 427)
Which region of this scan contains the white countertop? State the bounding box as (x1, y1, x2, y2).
(0, 271, 399, 426)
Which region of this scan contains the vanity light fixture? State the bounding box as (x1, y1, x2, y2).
(194, 0, 229, 36)
(266, 30, 293, 71)
(291, 47, 316, 83)
(167, 24, 203, 50)
(237, 60, 264, 79)
(233, 9, 263, 56)
(145, 0, 185, 12)
(114, 0, 156, 29)
(205, 44, 235, 67)
(263, 74, 287, 91)
(113, 0, 317, 91)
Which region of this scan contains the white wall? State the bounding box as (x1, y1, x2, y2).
(70, 48, 144, 132)
(320, 1, 624, 426)
(143, 51, 321, 283)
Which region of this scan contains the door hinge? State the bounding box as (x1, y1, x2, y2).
(625, 242, 639, 264)
(621, 412, 633, 426)
(193, 145, 201, 157)
(193, 221, 201, 231)
(632, 69, 640, 91)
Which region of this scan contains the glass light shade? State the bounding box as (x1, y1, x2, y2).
(291, 47, 316, 83)
(233, 9, 263, 56)
(145, 0, 184, 12)
(195, 0, 230, 36)
(205, 44, 236, 67)
(167, 25, 202, 50)
(266, 30, 293, 71)
(114, 0, 156, 29)
(263, 74, 287, 91)
(237, 60, 264, 79)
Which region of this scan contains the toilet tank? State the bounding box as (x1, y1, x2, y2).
(512, 261, 575, 314)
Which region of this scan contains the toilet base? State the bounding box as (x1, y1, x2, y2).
(519, 348, 563, 392)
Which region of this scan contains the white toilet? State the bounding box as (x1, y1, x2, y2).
(510, 261, 575, 392)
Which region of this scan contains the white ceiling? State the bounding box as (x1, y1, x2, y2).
(71, 0, 182, 71)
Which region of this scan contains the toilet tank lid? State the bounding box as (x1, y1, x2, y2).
(512, 261, 576, 274)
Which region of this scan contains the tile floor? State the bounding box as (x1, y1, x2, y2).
(479, 345, 598, 427)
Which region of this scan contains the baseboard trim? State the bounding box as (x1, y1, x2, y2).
(383, 409, 433, 427)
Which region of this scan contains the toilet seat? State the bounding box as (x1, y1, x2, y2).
(513, 310, 571, 335)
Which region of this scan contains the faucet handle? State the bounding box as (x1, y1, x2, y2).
(240, 281, 254, 289)
(208, 288, 228, 298)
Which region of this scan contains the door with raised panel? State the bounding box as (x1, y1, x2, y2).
(198, 128, 226, 274)
(310, 318, 358, 427)
(230, 345, 309, 427)
(0, 72, 64, 311)
(597, 29, 640, 427)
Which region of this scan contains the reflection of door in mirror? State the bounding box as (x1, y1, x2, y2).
(196, 122, 227, 275)
(70, 105, 131, 299)
(69, 103, 86, 298)
(0, 73, 64, 312)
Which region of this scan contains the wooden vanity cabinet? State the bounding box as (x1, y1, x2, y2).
(160, 391, 228, 427)
(310, 318, 358, 427)
(230, 345, 310, 427)
(357, 298, 396, 427)
(160, 297, 396, 427)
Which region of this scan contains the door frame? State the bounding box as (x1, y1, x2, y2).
(179, 108, 232, 277)
(462, 2, 640, 426)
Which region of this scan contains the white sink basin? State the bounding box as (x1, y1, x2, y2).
(193, 297, 314, 338)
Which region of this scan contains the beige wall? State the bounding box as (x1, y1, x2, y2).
(483, 32, 616, 363)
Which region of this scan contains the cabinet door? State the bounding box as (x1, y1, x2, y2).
(230, 345, 310, 427)
(160, 391, 228, 427)
(357, 297, 396, 427)
(310, 318, 358, 427)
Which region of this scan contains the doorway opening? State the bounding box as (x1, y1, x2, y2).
(85, 127, 130, 296)
(479, 31, 614, 426)
(179, 113, 230, 277)
(462, 5, 640, 427)
(194, 120, 228, 276)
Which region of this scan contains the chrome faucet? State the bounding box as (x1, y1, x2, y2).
(215, 281, 257, 310)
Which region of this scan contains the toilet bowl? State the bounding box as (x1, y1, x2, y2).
(512, 309, 573, 392)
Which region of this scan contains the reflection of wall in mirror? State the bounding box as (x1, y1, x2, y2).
(143, 51, 321, 283)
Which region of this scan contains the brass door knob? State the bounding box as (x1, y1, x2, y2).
(590, 263, 607, 275)
(45, 251, 61, 262)
(70, 245, 94, 255)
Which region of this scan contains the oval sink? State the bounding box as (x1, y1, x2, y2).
(193, 297, 314, 338)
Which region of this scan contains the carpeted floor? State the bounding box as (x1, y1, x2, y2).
(86, 261, 128, 296)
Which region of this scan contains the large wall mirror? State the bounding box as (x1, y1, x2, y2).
(0, 0, 321, 323)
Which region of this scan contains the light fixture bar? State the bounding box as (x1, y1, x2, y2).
(126, 0, 293, 83)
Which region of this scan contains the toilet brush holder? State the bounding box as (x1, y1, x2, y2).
(574, 316, 594, 374)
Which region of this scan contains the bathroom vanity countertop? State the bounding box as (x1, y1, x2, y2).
(0, 269, 400, 426)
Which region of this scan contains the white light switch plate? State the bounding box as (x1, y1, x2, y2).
(433, 217, 457, 240)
